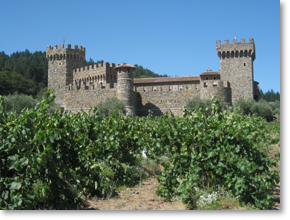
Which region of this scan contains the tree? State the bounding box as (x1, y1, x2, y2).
(0, 71, 37, 96)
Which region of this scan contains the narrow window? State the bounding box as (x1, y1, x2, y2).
(244, 63, 246, 66)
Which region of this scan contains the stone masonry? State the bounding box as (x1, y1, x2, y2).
(46, 38, 260, 117)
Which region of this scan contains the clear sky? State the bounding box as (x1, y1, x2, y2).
(0, 0, 280, 93)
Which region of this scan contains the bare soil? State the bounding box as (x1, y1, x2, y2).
(84, 176, 186, 210)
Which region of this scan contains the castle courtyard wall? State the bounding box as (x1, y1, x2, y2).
(135, 84, 201, 117)
(63, 87, 117, 113)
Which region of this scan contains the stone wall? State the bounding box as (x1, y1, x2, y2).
(200, 80, 231, 104)
(64, 86, 117, 113)
(135, 84, 201, 117)
(72, 62, 117, 88)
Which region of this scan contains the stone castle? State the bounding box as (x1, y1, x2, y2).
(46, 38, 260, 117)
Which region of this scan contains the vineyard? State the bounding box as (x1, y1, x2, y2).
(0, 89, 280, 210)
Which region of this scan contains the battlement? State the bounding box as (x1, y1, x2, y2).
(74, 62, 115, 73)
(72, 62, 117, 81)
(216, 38, 254, 47)
(46, 44, 85, 52)
(46, 44, 86, 61)
(216, 38, 255, 60)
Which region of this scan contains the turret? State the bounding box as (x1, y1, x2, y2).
(46, 44, 85, 106)
(216, 38, 255, 103)
(116, 63, 136, 117)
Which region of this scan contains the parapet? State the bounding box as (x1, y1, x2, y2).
(216, 38, 255, 60)
(46, 44, 85, 52)
(74, 62, 116, 73)
(216, 38, 255, 51)
(46, 44, 86, 61)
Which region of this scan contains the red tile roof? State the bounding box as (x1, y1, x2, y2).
(115, 63, 136, 69)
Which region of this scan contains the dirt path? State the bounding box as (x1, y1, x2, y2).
(83, 176, 280, 210)
(84, 176, 186, 210)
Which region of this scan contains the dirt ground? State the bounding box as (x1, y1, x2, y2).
(84, 176, 186, 210)
(83, 176, 280, 210)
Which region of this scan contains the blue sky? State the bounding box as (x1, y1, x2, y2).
(0, 0, 280, 93)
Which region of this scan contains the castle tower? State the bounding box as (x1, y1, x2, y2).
(116, 63, 136, 117)
(46, 44, 85, 106)
(216, 38, 255, 103)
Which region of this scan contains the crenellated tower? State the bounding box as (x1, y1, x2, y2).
(46, 44, 85, 106)
(116, 63, 136, 117)
(216, 38, 255, 103)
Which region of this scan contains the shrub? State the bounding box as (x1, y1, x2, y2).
(234, 98, 274, 122)
(96, 97, 126, 117)
(269, 100, 280, 116)
(250, 100, 273, 122)
(234, 98, 256, 115)
(186, 96, 224, 116)
(3, 93, 38, 114)
(3, 92, 59, 114)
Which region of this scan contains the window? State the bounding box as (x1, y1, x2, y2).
(244, 63, 246, 66)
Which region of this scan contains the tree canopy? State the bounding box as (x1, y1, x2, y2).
(259, 89, 280, 102)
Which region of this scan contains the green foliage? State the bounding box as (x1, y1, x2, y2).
(186, 96, 225, 116)
(2, 92, 59, 115)
(0, 71, 37, 96)
(269, 100, 280, 116)
(0, 90, 83, 209)
(83, 58, 104, 67)
(155, 97, 279, 209)
(234, 98, 276, 122)
(0, 91, 279, 210)
(260, 89, 280, 102)
(250, 99, 273, 122)
(133, 64, 169, 78)
(96, 97, 126, 117)
(3, 93, 38, 114)
(0, 50, 47, 91)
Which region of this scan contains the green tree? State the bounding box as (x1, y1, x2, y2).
(134, 64, 169, 78)
(96, 97, 126, 117)
(0, 71, 37, 96)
